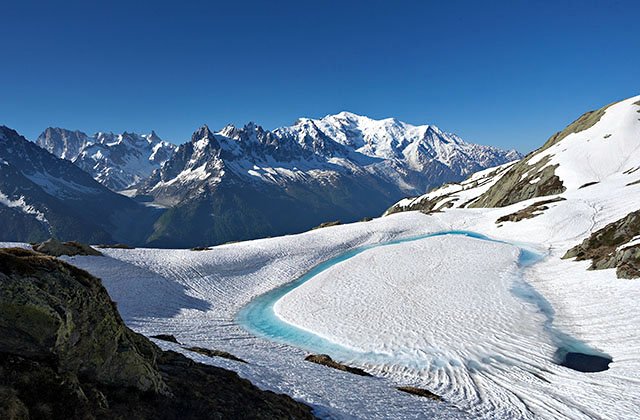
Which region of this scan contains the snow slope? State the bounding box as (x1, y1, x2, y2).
(41, 194, 640, 418)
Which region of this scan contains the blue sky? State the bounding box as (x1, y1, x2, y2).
(1, 0, 637, 152)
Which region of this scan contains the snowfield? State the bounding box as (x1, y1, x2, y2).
(4, 96, 639, 419)
(29, 202, 640, 419)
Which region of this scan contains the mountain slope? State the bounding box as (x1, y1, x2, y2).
(386, 94, 640, 278)
(135, 115, 518, 247)
(388, 95, 640, 215)
(37, 128, 176, 191)
(0, 126, 160, 244)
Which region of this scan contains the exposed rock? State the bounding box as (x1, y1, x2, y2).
(190, 246, 210, 251)
(384, 163, 515, 215)
(151, 334, 180, 344)
(469, 101, 618, 209)
(495, 197, 566, 224)
(96, 243, 134, 249)
(469, 156, 564, 208)
(397, 386, 443, 401)
(185, 346, 248, 364)
(0, 248, 315, 419)
(304, 354, 371, 376)
(563, 210, 640, 279)
(312, 221, 342, 230)
(0, 247, 165, 394)
(32, 238, 102, 257)
(578, 181, 600, 189)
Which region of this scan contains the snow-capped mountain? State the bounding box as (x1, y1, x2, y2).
(287, 111, 520, 173)
(135, 114, 518, 247)
(35, 127, 93, 160)
(37, 128, 176, 191)
(0, 126, 159, 243)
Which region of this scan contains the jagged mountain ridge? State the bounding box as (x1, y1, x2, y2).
(23, 112, 518, 247)
(0, 126, 159, 244)
(134, 113, 518, 247)
(37, 127, 176, 191)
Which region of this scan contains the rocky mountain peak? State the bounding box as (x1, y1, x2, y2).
(148, 130, 161, 142)
(191, 124, 216, 143)
(37, 127, 92, 160)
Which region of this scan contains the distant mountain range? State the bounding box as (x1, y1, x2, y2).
(0, 126, 159, 244)
(134, 113, 519, 247)
(0, 113, 519, 247)
(37, 128, 176, 191)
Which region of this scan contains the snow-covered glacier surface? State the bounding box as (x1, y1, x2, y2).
(28, 206, 640, 419)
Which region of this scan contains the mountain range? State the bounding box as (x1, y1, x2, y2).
(37, 128, 176, 191)
(0, 126, 159, 244)
(1, 113, 519, 247)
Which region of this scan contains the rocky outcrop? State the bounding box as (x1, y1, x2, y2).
(304, 354, 371, 376)
(151, 334, 180, 344)
(32, 238, 103, 257)
(397, 386, 443, 401)
(0, 248, 314, 419)
(186, 346, 248, 364)
(496, 197, 566, 224)
(312, 221, 342, 230)
(469, 156, 564, 208)
(563, 211, 640, 279)
(468, 101, 617, 209)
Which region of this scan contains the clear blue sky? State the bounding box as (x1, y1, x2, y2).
(1, 0, 637, 152)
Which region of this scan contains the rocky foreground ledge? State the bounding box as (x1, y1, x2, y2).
(0, 248, 314, 419)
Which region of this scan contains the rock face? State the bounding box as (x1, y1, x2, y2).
(563, 210, 640, 279)
(397, 386, 443, 401)
(495, 197, 566, 224)
(32, 238, 103, 257)
(0, 248, 314, 419)
(0, 248, 166, 394)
